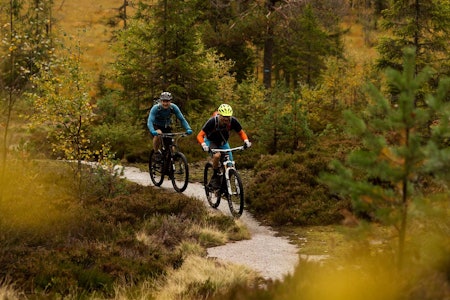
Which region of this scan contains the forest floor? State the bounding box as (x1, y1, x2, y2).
(117, 164, 334, 281)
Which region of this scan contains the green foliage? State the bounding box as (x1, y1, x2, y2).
(26, 39, 97, 165)
(274, 4, 340, 87)
(297, 55, 374, 135)
(91, 91, 147, 161)
(377, 0, 450, 84)
(256, 84, 313, 154)
(0, 0, 55, 175)
(247, 137, 354, 226)
(321, 47, 450, 269)
(0, 0, 54, 90)
(197, 0, 260, 82)
(113, 0, 228, 117)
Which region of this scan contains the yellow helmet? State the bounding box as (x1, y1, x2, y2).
(218, 103, 233, 117)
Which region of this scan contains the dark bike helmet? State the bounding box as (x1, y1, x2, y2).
(160, 91, 173, 101)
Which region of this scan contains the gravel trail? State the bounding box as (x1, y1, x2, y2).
(118, 165, 299, 281)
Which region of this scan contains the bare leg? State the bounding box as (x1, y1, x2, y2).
(153, 129, 163, 151)
(212, 152, 221, 169)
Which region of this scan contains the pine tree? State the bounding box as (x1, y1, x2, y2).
(275, 4, 333, 88)
(321, 48, 450, 269)
(197, 0, 259, 83)
(377, 0, 450, 80)
(113, 0, 230, 121)
(258, 83, 313, 153)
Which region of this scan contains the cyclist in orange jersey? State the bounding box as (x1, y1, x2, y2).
(197, 104, 251, 188)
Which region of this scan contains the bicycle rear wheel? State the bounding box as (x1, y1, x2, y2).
(149, 149, 164, 186)
(171, 152, 189, 193)
(203, 162, 221, 208)
(226, 169, 244, 218)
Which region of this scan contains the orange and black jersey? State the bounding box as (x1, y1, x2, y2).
(197, 115, 248, 146)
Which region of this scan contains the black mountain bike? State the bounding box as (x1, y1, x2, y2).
(148, 132, 189, 193)
(203, 145, 247, 218)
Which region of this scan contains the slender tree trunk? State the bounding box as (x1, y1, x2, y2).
(2, 0, 14, 202)
(263, 0, 277, 90)
(123, 0, 127, 29)
(398, 127, 411, 270)
(272, 127, 278, 154)
(162, 0, 168, 85)
(263, 25, 274, 89)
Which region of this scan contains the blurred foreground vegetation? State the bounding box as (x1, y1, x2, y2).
(0, 158, 260, 299)
(0, 146, 448, 299)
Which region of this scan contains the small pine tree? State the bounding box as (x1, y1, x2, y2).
(321, 47, 450, 269)
(258, 83, 313, 154)
(275, 4, 336, 88)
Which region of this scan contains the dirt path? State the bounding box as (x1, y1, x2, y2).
(118, 166, 299, 281)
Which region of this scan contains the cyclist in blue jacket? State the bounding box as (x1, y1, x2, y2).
(147, 92, 193, 152)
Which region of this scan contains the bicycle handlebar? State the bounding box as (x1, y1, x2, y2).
(157, 132, 188, 138)
(209, 145, 246, 153)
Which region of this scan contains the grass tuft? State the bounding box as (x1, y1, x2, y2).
(153, 255, 261, 300)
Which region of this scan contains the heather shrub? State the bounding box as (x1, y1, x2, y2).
(0, 159, 249, 298)
(246, 137, 354, 226)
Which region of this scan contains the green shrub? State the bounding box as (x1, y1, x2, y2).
(90, 122, 147, 161)
(246, 137, 355, 226)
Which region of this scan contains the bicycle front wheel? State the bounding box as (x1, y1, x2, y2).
(227, 169, 244, 218)
(204, 162, 221, 208)
(149, 149, 164, 186)
(171, 152, 189, 193)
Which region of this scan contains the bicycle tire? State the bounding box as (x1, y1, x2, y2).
(171, 152, 189, 193)
(226, 168, 244, 218)
(204, 162, 221, 208)
(149, 149, 164, 186)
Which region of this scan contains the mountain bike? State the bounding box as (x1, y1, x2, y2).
(148, 132, 189, 193)
(203, 145, 247, 218)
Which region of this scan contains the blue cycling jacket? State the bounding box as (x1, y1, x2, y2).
(147, 103, 191, 133)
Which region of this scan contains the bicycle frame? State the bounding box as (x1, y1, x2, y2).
(204, 144, 247, 217)
(149, 132, 189, 193)
(158, 132, 187, 154)
(210, 146, 245, 195)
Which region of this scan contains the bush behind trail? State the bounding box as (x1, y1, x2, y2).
(246, 136, 354, 226)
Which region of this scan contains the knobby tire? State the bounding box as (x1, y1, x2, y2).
(227, 168, 244, 218)
(171, 152, 189, 193)
(204, 162, 221, 208)
(149, 149, 164, 186)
